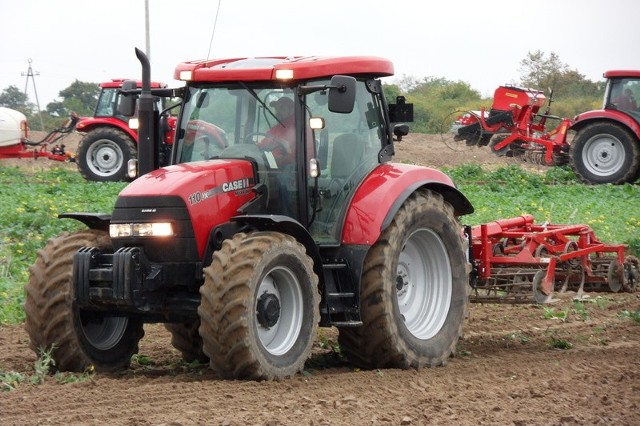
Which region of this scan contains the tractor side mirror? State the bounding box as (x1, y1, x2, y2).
(328, 75, 356, 114)
(393, 123, 410, 141)
(118, 80, 138, 116)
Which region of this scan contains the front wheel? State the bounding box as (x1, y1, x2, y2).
(24, 230, 144, 372)
(338, 189, 469, 369)
(569, 122, 640, 184)
(198, 232, 319, 380)
(76, 128, 137, 182)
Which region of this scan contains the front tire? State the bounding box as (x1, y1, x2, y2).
(198, 232, 319, 380)
(24, 230, 144, 372)
(77, 128, 137, 182)
(338, 189, 468, 369)
(569, 122, 640, 184)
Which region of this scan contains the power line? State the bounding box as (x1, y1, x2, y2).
(21, 59, 45, 131)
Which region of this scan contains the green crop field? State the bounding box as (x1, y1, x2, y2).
(0, 165, 638, 324)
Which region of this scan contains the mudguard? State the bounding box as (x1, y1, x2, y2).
(341, 163, 473, 245)
(571, 109, 640, 137)
(76, 118, 138, 142)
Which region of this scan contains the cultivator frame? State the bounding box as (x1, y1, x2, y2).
(466, 214, 639, 304)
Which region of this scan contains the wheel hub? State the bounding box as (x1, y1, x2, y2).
(256, 292, 280, 329)
(583, 136, 624, 176)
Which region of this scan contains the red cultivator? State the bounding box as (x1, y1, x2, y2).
(466, 214, 639, 303)
(451, 86, 572, 166)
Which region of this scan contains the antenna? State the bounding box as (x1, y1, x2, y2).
(21, 59, 45, 131)
(144, 0, 151, 61)
(206, 0, 223, 61)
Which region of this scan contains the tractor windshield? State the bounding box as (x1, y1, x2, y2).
(174, 79, 387, 241)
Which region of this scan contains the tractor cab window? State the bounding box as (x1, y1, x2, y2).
(95, 88, 118, 117)
(175, 85, 300, 217)
(305, 78, 386, 244)
(608, 78, 640, 116)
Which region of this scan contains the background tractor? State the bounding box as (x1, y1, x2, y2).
(569, 70, 640, 184)
(450, 70, 640, 185)
(24, 50, 474, 380)
(75, 79, 177, 182)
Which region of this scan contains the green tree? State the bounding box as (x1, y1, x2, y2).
(403, 77, 484, 133)
(0, 85, 33, 115)
(518, 50, 602, 99)
(46, 80, 99, 117)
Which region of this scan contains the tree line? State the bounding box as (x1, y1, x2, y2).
(1, 51, 605, 134)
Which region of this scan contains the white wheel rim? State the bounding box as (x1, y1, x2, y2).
(86, 139, 123, 177)
(582, 134, 626, 177)
(396, 228, 452, 340)
(255, 266, 303, 356)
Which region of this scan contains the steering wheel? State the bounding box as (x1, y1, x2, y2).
(244, 132, 290, 151)
(193, 134, 224, 160)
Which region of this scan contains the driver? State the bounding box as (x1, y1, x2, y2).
(613, 88, 637, 111)
(257, 97, 295, 166)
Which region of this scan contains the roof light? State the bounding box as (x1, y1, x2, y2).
(179, 70, 193, 81)
(275, 69, 294, 80)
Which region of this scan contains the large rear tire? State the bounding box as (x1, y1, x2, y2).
(198, 232, 319, 380)
(24, 230, 144, 372)
(165, 321, 209, 363)
(338, 189, 468, 369)
(76, 128, 137, 182)
(569, 122, 640, 184)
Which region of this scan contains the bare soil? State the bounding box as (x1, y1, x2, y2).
(1, 133, 639, 425)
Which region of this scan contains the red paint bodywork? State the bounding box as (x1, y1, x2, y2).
(572, 108, 640, 138)
(175, 56, 394, 82)
(342, 163, 457, 245)
(76, 79, 176, 145)
(119, 159, 256, 257)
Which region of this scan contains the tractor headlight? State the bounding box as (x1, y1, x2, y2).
(109, 222, 174, 238)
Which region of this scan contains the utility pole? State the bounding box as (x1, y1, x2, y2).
(145, 0, 151, 61)
(21, 58, 45, 131)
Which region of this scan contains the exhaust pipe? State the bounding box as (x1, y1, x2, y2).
(134, 47, 159, 176)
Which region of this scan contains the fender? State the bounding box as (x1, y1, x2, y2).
(571, 109, 640, 138)
(342, 163, 474, 245)
(76, 118, 138, 142)
(227, 214, 324, 282)
(58, 212, 111, 232)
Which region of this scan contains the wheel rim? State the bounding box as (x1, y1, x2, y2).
(581, 134, 626, 177)
(80, 313, 128, 351)
(86, 139, 123, 177)
(396, 228, 452, 340)
(255, 266, 303, 356)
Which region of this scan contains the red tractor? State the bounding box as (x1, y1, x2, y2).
(452, 70, 640, 185)
(75, 79, 177, 182)
(569, 70, 640, 184)
(24, 50, 474, 380)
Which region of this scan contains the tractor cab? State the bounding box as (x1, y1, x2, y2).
(604, 72, 640, 120)
(171, 58, 402, 245)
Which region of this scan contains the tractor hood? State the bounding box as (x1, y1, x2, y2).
(113, 159, 257, 258)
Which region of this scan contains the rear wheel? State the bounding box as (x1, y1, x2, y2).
(569, 122, 640, 184)
(77, 128, 137, 182)
(24, 230, 143, 372)
(338, 189, 468, 369)
(165, 321, 208, 363)
(198, 232, 319, 380)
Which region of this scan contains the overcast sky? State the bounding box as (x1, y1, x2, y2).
(1, 0, 638, 108)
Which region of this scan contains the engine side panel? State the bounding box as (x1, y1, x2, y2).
(116, 159, 257, 258)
